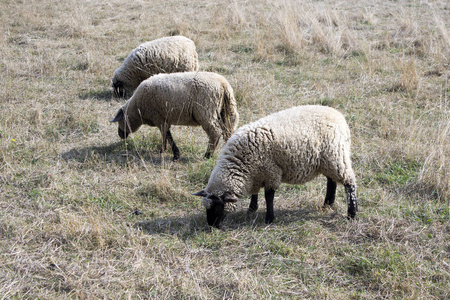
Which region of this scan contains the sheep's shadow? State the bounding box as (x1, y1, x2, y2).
(134, 207, 347, 240)
(134, 212, 209, 238)
(79, 88, 117, 102)
(61, 142, 192, 166)
(224, 207, 347, 231)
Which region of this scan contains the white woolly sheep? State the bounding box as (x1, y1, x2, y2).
(193, 105, 357, 228)
(110, 71, 239, 160)
(111, 36, 199, 98)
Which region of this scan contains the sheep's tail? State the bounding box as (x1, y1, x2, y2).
(219, 81, 239, 141)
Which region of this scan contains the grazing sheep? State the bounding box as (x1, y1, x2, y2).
(111, 36, 199, 98)
(193, 105, 357, 228)
(110, 72, 239, 160)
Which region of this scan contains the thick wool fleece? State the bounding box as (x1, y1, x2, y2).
(112, 36, 199, 94)
(205, 105, 356, 199)
(113, 71, 239, 158)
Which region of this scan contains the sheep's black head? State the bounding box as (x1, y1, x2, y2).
(110, 108, 131, 139)
(112, 80, 126, 98)
(192, 190, 238, 228)
(118, 127, 129, 139)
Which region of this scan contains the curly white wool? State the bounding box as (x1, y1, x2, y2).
(111, 36, 199, 97)
(205, 105, 356, 203)
(111, 71, 239, 160)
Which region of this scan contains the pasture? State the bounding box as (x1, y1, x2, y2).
(1, 0, 449, 298)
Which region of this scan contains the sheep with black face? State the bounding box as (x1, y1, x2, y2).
(111, 36, 199, 98)
(111, 72, 239, 161)
(193, 105, 358, 228)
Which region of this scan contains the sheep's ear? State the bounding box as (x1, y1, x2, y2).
(223, 192, 238, 203)
(192, 190, 207, 197)
(110, 108, 124, 122)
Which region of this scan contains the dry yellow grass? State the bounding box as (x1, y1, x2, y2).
(1, 0, 449, 298)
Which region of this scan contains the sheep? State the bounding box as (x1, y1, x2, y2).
(193, 105, 358, 228)
(110, 71, 239, 161)
(111, 36, 199, 98)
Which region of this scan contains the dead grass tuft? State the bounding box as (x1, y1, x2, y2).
(416, 102, 450, 200)
(389, 58, 420, 92)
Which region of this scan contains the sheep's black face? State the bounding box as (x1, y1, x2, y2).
(118, 127, 129, 139)
(111, 108, 133, 139)
(192, 190, 239, 229)
(205, 196, 226, 228)
(112, 81, 126, 98)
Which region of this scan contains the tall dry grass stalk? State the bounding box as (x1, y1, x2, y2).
(417, 94, 450, 200)
(396, 58, 420, 92)
(278, 1, 306, 54)
(275, 1, 360, 57)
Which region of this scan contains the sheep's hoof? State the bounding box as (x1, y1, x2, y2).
(347, 213, 356, 220)
(160, 145, 170, 153)
(172, 155, 180, 162)
(265, 216, 275, 224)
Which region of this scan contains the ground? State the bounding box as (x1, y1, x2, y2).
(0, 0, 449, 298)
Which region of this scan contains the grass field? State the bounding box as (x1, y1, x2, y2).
(1, 0, 449, 298)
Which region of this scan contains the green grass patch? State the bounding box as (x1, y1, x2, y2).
(119, 131, 162, 153)
(186, 158, 217, 186)
(376, 160, 422, 186)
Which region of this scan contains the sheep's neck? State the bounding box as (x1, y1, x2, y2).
(123, 101, 143, 130)
(220, 153, 261, 197)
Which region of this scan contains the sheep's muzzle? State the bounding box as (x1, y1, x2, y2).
(118, 127, 129, 139)
(112, 82, 126, 98)
(206, 206, 226, 228)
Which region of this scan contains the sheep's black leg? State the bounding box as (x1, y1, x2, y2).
(162, 135, 168, 151)
(203, 126, 221, 159)
(204, 136, 220, 159)
(248, 194, 258, 213)
(160, 124, 170, 152)
(160, 129, 168, 152)
(264, 188, 275, 224)
(324, 177, 337, 207)
(166, 130, 180, 161)
(345, 184, 358, 219)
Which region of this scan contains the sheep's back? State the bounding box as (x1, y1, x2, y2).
(227, 106, 351, 186)
(134, 72, 225, 126)
(137, 36, 198, 76)
(113, 36, 199, 92)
